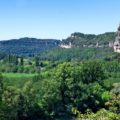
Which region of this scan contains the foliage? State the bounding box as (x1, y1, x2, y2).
(0, 57, 120, 119)
(72, 108, 120, 120)
(39, 47, 114, 61)
(0, 38, 60, 56)
(63, 32, 115, 46)
(80, 61, 105, 84)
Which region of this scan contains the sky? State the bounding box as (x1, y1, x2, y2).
(0, 0, 120, 40)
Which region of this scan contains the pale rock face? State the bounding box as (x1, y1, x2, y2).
(114, 25, 120, 53)
(59, 42, 72, 49)
(109, 42, 113, 47)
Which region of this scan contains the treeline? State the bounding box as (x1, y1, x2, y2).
(0, 61, 120, 120)
(39, 47, 115, 61)
(0, 38, 60, 57)
(0, 32, 116, 57)
(0, 55, 44, 73)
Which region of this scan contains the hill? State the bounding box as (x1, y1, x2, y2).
(0, 37, 60, 56)
(0, 32, 116, 58)
(39, 32, 116, 60)
(62, 32, 115, 47)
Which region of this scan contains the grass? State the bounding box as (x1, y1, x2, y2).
(3, 73, 37, 88)
(2, 73, 36, 78)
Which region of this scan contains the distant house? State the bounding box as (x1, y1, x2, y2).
(114, 24, 120, 53)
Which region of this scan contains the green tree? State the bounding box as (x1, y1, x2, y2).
(0, 73, 4, 120)
(35, 57, 39, 67)
(2, 81, 46, 120)
(80, 61, 105, 84)
(20, 57, 24, 66)
(0, 73, 3, 104)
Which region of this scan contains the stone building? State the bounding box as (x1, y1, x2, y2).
(114, 24, 120, 53)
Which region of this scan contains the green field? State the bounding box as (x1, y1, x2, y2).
(3, 73, 36, 88)
(2, 73, 36, 78)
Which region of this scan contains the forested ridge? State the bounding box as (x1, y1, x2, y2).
(0, 32, 115, 57)
(0, 38, 60, 56)
(62, 32, 115, 47)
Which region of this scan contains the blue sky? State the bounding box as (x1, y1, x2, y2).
(0, 0, 120, 40)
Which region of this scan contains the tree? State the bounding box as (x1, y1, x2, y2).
(0, 73, 3, 104)
(55, 63, 72, 111)
(71, 61, 108, 113)
(35, 57, 39, 67)
(0, 73, 4, 120)
(20, 57, 24, 66)
(2, 81, 46, 120)
(14, 55, 19, 65)
(53, 61, 106, 113)
(80, 61, 105, 84)
(54, 62, 82, 118)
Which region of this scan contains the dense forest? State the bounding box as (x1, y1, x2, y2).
(0, 38, 60, 56)
(0, 49, 120, 119)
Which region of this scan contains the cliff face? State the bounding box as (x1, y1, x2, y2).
(0, 37, 60, 56)
(62, 32, 115, 48)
